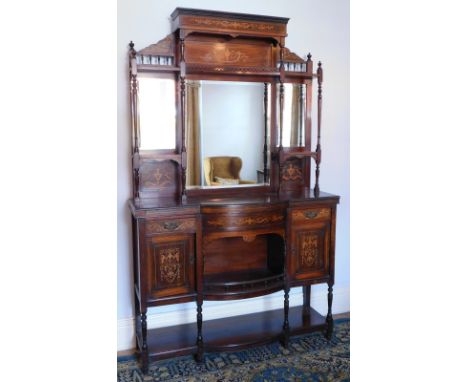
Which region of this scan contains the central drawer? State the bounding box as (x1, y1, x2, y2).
(201, 204, 286, 232)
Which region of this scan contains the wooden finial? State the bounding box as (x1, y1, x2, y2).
(317, 61, 323, 82)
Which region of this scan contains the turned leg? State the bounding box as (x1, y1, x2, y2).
(282, 285, 290, 348)
(302, 284, 311, 315)
(326, 282, 334, 340)
(195, 299, 204, 362)
(141, 311, 149, 374)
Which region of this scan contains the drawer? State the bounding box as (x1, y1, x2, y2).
(203, 210, 284, 231)
(291, 207, 331, 224)
(145, 217, 196, 235)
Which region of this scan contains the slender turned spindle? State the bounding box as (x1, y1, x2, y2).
(299, 84, 305, 147)
(283, 285, 290, 348)
(278, 81, 285, 192)
(302, 284, 311, 315)
(196, 300, 204, 362)
(314, 61, 323, 197)
(180, 76, 187, 201)
(282, 238, 290, 348)
(129, 41, 140, 199)
(279, 82, 285, 150)
(326, 282, 334, 340)
(263, 83, 268, 183)
(141, 312, 149, 373)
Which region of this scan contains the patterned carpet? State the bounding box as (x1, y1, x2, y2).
(117, 318, 349, 382)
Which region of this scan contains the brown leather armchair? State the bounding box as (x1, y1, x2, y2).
(203, 156, 256, 186)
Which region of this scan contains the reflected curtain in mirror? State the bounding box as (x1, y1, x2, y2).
(186, 81, 201, 186)
(279, 83, 305, 147)
(290, 84, 304, 146)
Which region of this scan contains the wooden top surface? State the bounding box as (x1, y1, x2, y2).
(129, 188, 339, 215)
(170, 8, 290, 24)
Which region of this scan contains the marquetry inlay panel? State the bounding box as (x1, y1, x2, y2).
(205, 213, 284, 229)
(146, 235, 195, 298)
(185, 40, 272, 68)
(291, 223, 330, 280)
(159, 247, 181, 284)
(180, 15, 286, 35)
(300, 232, 322, 269)
(281, 161, 303, 182)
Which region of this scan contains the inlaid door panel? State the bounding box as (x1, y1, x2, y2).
(290, 221, 330, 280)
(145, 234, 195, 298)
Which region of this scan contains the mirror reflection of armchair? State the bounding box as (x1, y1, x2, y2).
(203, 156, 256, 186)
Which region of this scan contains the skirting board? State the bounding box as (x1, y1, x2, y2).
(117, 285, 349, 352)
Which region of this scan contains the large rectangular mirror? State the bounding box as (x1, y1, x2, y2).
(278, 83, 306, 147)
(138, 74, 176, 150)
(186, 80, 271, 188)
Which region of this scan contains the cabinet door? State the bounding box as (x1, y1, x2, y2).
(291, 221, 330, 280)
(145, 234, 195, 298)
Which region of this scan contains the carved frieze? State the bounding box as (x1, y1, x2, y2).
(184, 16, 282, 33)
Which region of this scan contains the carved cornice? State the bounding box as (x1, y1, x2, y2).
(138, 34, 175, 57)
(283, 47, 305, 63)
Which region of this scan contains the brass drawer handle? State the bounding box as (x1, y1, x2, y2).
(163, 221, 180, 231)
(304, 211, 319, 219)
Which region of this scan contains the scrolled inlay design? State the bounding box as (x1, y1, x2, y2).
(187, 17, 279, 32)
(206, 214, 284, 227)
(160, 247, 181, 284)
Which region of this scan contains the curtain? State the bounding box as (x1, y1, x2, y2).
(186, 81, 201, 186)
(290, 84, 303, 147)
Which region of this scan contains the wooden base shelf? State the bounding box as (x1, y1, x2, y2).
(144, 305, 326, 361)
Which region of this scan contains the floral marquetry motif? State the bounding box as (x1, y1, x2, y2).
(281, 162, 303, 181)
(159, 247, 181, 284)
(300, 233, 322, 269)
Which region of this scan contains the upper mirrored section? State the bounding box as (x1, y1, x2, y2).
(138, 75, 176, 150)
(278, 83, 306, 147)
(186, 81, 270, 188)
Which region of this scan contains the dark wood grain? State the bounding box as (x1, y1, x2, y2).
(145, 306, 326, 360)
(128, 8, 339, 372)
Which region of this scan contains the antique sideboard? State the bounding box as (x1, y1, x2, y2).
(128, 8, 339, 374)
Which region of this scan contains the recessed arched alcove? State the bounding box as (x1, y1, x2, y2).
(203, 233, 285, 299)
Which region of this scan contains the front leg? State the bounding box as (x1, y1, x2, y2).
(326, 282, 334, 340)
(195, 299, 204, 362)
(282, 285, 290, 348)
(140, 311, 149, 374)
